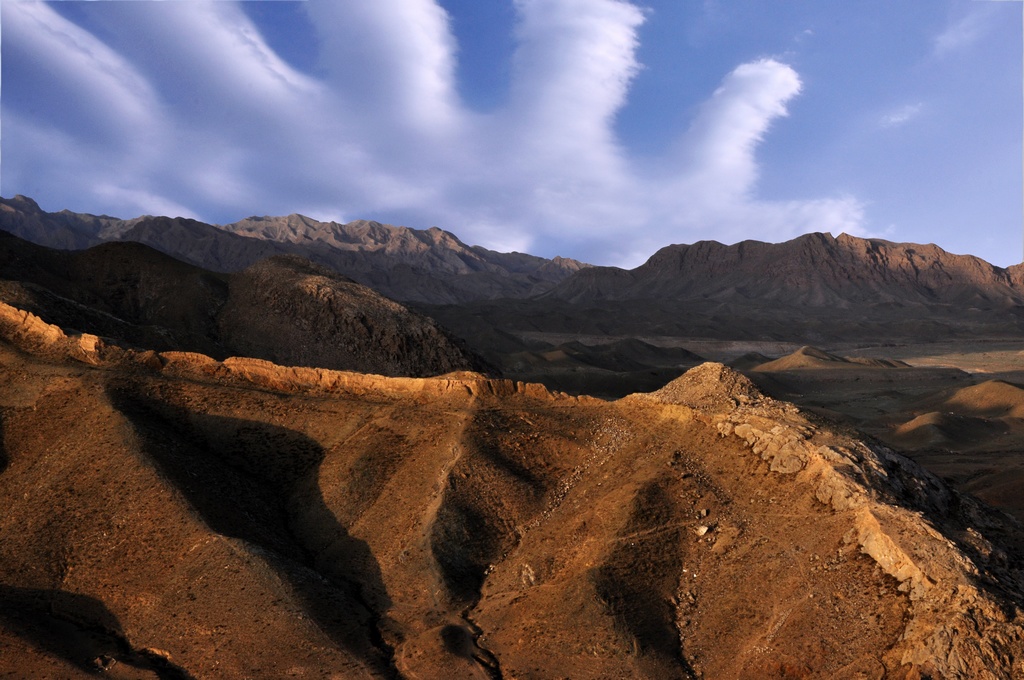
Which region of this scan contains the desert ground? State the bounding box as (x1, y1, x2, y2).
(1, 304, 1024, 678)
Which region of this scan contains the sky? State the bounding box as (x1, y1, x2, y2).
(1, 0, 1022, 268)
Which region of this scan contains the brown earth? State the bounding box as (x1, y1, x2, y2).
(753, 346, 910, 371)
(1, 304, 1024, 678)
(403, 328, 1024, 565)
(687, 344, 1024, 545)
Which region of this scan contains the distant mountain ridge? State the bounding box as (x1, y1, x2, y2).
(422, 232, 1024, 351)
(222, 213, 589, 303)
(548, 231, 1024, 307)
(0, 195, 589, 303)
(7, 195, 1024, 344)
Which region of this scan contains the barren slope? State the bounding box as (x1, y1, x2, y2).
(0, 305, 1022, 678)
(755, 346, 911, 372)
(218, 256, 482, 376)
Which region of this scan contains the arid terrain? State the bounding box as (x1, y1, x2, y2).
(2, 197, 1024, 678)
(2, 308, 1024, 678)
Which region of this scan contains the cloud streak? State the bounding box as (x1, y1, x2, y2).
(2, 0, 865, 266)
(933, 4, 998, 56)
(880, 103, 924, 129)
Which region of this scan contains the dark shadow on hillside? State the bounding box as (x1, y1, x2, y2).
(106, 384, 399, 679)
(0, 414, 8, 476)
(430, 494, 504, 605)
(592, 481, 694, 680)
(430, 409, 551, 606)
(0, 584, 196, 679)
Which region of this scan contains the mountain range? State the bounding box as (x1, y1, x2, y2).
(422, 232, 1024, 367)
(0, 196, 587, 304)
(547, 231, 1024, 306)
(4, 196, 1024, 677)
(9, 194, 1024, 352)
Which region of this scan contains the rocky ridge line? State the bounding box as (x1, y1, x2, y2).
(549, 232, 1024, 307)
(0, 300, 565, 403)
(629, 363, 1024, 678)
(0, 196, 589, 304)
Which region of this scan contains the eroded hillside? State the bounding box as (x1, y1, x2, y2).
(0, 231, 480, 377)
(0, 305, 1022, 678)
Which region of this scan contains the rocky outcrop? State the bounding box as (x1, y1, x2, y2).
(632, 363, 1024, 679)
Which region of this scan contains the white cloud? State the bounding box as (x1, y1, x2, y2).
(306, 0, 462, 137)
(2, 2, 160, 143)
(588, 57, 866, 267)
(508, 0, 645, 153)
(933, 5, 997, 56)
(2, 0, 866, 267)
(677, 59, 802, 199)
(880, 102, 924, 129)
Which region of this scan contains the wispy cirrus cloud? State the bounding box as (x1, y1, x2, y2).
(2, 0, 865, 266)
(880, 102, 925, 129)
(933, 4, 998, 56)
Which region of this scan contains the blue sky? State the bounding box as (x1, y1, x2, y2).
(2, 0, 1021, 267)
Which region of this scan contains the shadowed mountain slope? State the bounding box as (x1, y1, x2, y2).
(0, 231, 479, 377)
(1, 307, 1024, 678)
(217, 255, 482, 376)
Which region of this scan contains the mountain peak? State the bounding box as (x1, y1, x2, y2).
(550, 231, 1020, 311)
(9, 195, 41, 211)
